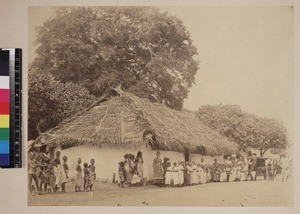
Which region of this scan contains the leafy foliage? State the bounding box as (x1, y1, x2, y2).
(32, 7, 199, 110)
(28, 66, 96, 140)
(197, 104, 288, 156)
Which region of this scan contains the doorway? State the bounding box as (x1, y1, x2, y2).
(184, 150, 190, 162)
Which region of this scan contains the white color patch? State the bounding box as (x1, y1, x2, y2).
(0, 76, 9, 89)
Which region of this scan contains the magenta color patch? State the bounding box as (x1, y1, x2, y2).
(0, 89, 9, 102)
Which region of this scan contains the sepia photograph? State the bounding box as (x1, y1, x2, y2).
(28, 6, 293, 206)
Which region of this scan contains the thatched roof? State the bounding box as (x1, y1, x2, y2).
(37, 88, 237, 155)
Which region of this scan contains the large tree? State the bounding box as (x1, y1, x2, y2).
(32, 7, 199, 110)
(197, 104, 288, 156)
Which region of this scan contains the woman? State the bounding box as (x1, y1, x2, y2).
(152, 151, 164, 185)
(162, 157, 170, 177)
(165, 162, 173, 187)
(124, 154, 133, 184)
(51, 151, 62, 192)
(61, 156, 69, 193)
(191, 161, 198, 185)
(178, 161, 184, 186)
(135, 151, 144, 178)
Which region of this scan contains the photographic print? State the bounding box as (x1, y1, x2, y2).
(28, 6, 293, 206)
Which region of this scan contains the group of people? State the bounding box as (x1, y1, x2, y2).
(28, 143, 96, 195)
(117, 151, 145, 187)
(29, 142, 292, 193)
(151, 151, 290, 187)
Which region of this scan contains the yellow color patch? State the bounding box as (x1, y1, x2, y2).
(0, 115, 9, 128)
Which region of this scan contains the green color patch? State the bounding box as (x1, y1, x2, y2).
(0, 128, 9, 140)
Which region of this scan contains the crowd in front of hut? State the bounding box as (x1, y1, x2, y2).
(153, 151, 292, 187)
(28, 143, 96, 195)
(28, 141, 291, 196)
(117, 150, 291, 188)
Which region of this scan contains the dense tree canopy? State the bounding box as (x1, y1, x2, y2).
(32, 7, 199, 110)
(197, 104, 288, 157)
(28, 66, 96, 139)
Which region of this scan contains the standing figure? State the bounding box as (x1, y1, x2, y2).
(172, 162, 180, 187)
(83, 163, 90, 191)
(28, 152, 40, 195)
(135, 151, 144, 181)
(219, 164, 227, 182)
(212, 158, 220, 182)
(186, 162, 193, 185)
(224, 156, 232, 182)
(128, 154, 137, 184)
(178, 161, 184, 186)
(51, 151, 62, 191)
(236, 157, 244, 181)
(206, 165, 212, 183)
(61, 156, 69, 193)
(230, 157, 238, 182)
(89, 159, 96, 192)
(124, 154, 133, 185)
(200, 158, 207, 184)
(196, 164, 201, 184)
(75, 158, 83, 192)
(165, 162, 173, 187)
(190, 162, 197, 185)
(48, 162, 55, 192)
(118, 161, 126, 187)
(42, 160, 52, 193)
(249, 153, 257, 180)
(162, 157, 170, 178)
(152, 151, 164, 185)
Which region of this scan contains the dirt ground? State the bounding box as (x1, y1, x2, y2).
(28, 178, 293, 206)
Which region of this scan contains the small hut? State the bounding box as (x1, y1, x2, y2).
(37, 88, 237, 181)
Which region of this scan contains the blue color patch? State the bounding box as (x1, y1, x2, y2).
(0, 140, 9, 153)
(0, 154, 9, 166)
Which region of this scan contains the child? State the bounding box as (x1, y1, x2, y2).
(75, 158, 83, 192)
(118, 161, 126, 187)
(89, 159, 96, 192)
(38, 162, 47, 193)
(42, 160, 51, 193)
(61, 156, 69, 193)
(83, 163, 90, 191)
(172, 162, 179, 187)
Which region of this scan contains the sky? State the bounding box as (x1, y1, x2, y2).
(28, 6, 294, 136)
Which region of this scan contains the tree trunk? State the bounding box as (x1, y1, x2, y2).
(260, 148, 263, 157)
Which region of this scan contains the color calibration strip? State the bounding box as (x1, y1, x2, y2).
(0, 50, 10, 166)
(0, 48, 22, 168)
